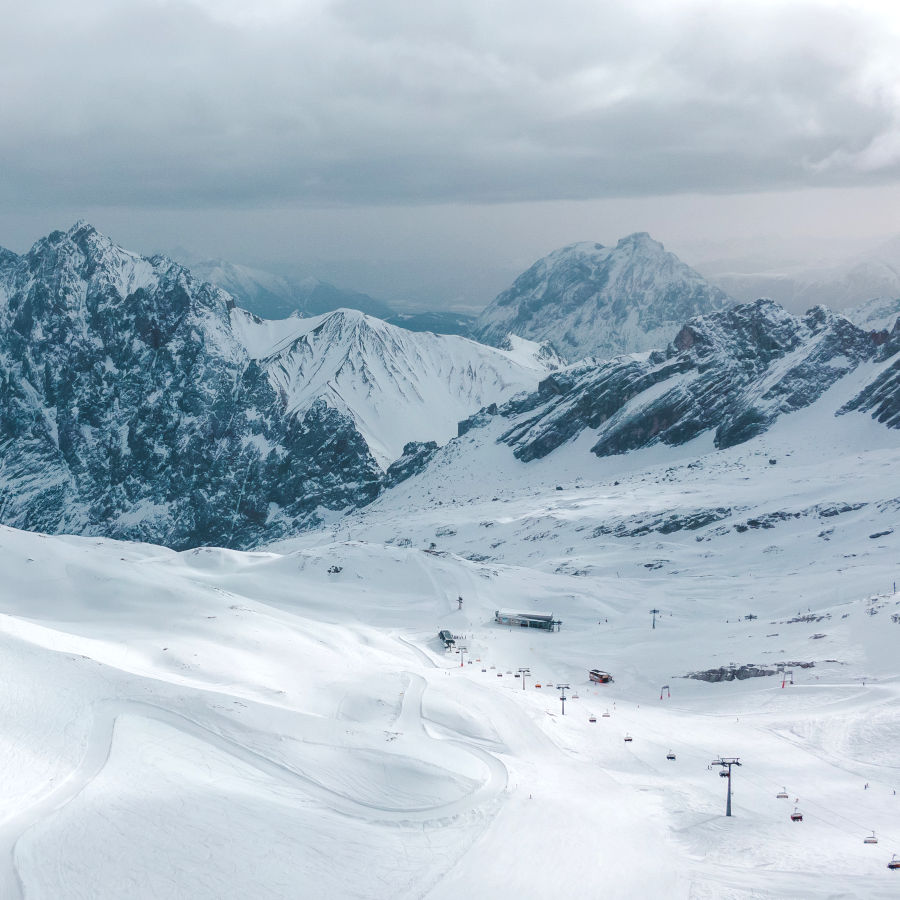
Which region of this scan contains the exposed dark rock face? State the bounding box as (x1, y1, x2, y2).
(684, 660, 816, 682)
(486, 300, 887, 461)
(0, 223, 382, 549)
(383, 441, 440, 488)
(457, 404, 499, 437)
(840, 319, 900, 428)
(592, 507, 733, 539)
(685, 665, 775, 682)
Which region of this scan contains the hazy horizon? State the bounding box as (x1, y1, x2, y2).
(4, 1, 900, 312)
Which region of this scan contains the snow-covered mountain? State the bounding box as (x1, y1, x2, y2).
(705, 247, 900, 315)
(0, 223, 550, 548)
(474, 233, 733, 362)
(365, 296, 900, 499)
(232, 310, 554, 467)
(183, 257, 394, 321)
(844, 295, 900, 333)
(483, 300, 897, 463)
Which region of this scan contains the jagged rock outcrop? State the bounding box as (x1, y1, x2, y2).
(463, 300, 891, 461)
(474, 233, 732, 362)
(840, 319, 900, 428)
(383, 441, 440, 488)
(0, 223, 385, 549)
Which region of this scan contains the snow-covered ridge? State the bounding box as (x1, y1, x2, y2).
(474, 232, 733, 363)
(233, 307, 554, 466)
(844, 295, 900, 333)
(479, 300, 896, 463)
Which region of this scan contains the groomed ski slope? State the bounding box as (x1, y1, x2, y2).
(2, 402, 900, 897)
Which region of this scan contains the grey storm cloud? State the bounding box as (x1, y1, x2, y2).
(2, 0, 900, 210)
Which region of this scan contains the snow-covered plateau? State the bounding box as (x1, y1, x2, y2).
(3, 394, 900, 898)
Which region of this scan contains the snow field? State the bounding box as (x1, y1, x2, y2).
(2, 396, 900, 897)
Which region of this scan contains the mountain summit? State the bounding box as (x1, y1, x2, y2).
(0, 223, 550, 548)
(474, 233, 733, 362)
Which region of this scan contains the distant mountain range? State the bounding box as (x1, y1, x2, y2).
(2, 222, 899, 552)
(701, 241, 900, 315)
(183, 256, 477, 336)
(474, 233, 733, 362)
(844, 295, 900, 333)
(183, 257, 394, 320)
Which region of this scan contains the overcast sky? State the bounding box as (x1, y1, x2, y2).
(3, 0, 900, 308)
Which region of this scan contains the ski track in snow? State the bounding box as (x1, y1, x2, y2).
(0, 678, 507, 900)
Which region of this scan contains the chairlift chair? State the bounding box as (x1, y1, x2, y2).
(624, 734, 633, 742)
(589, 715, 597, 723)
(666, 750, 676, 760)
(602, 710, 610, 717)
(864, 832, 878, 844)
(888, 854, 900, 870)
(776, 788, 789, 799)
(790, 808, 803, 822)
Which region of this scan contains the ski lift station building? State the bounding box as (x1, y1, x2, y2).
(494, 609, 558, 631)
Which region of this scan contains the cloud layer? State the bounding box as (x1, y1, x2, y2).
(2, 0, 900, 212)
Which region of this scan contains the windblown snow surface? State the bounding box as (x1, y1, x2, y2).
(2, 379, 900, 897)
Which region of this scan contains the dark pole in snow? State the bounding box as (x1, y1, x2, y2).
(558, 683, 570, 715)
(649, 608, 660, 629)
(712, 757, 741, 816)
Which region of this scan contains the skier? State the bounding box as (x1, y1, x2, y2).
(457, 596, 463, 610)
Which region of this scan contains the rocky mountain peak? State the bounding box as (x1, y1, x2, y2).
(615, 231, 662, 251)
(474, 233, 733, 363)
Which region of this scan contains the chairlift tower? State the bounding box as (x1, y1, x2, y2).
(557, 683, 570, 716)
(649, 608, 661, 630)
(518, 667, 530, 690)
(712, 757, 741, 816)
